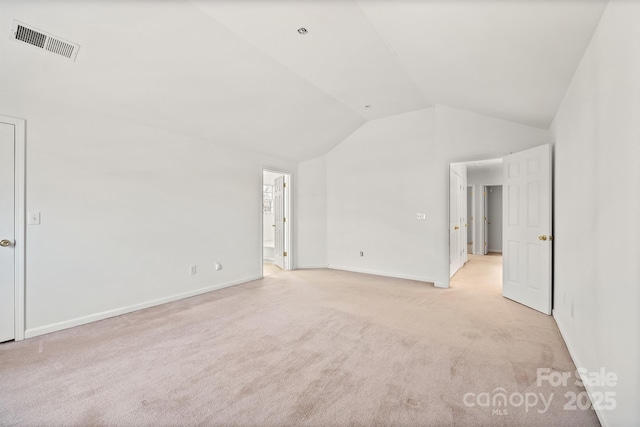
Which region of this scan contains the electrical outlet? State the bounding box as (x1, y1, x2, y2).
(215, 262, 222, 271)
(190, 265, 197, 275)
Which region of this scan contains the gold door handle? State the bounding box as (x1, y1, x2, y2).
(454, 226, 459, 230)
(538, 235, 547, 241)
(0, 239, 13, 247)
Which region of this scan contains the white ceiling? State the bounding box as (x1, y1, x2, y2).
(357, 0, 608, 128)
(0, 0, 608, 161)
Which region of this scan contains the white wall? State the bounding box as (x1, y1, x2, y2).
(327, 108, 436, 281)
(296, 155, 328, 268)
(322, 106, 549, 286)
(467, 167, 503, 187)
(550, 1, 640, 424)
(17, 105, 296, 337)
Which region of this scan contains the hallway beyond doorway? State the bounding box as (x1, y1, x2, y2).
(450, 254, 502, 294)
(263, 262, 281, 277)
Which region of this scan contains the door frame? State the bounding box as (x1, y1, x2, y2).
(1, 115, 26, 341)
(261, 167, 292, 275)
(445, 155, 503, 288)
(483, 185, 489, 255)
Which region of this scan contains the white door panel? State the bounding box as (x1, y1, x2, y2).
(449, 169, 462, 277)
(0, 122, 15, 342)
(273, 176, 285, 270)
(502, 144, 552, 314)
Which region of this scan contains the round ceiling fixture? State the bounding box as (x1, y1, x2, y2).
(297, 27, 308, 35)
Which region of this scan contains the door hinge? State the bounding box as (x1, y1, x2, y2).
(484, 191, 486, 196)
(283, 182, 287, 188)
(283, 251, 287, 257)
(283, 217, 286, 223)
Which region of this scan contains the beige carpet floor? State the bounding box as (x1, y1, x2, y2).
(263, 262, 281, 277)
(0, 256, 599, 426)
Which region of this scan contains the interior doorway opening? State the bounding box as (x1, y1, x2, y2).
(448, 145, 553, 315)
(449, 158, 503, 281)
(262, 169, 292, 276)
(466, 186, 473, 256)
(484, 185, 503, 255)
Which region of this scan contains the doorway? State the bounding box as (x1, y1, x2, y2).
(262, 169, 292, 275)
(485, 185, 503, 254)
(466, 186, 473, 256)
(449, 158, 502, 280)
(447, 145, 553, 315)
(0, 115, 26, 342)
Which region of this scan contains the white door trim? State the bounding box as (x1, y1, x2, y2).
(483, 185, 489, 255)
(262, 168, 293, 275)
(1, 115, 26, 341)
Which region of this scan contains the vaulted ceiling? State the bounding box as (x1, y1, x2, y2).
(0, 0, 608, 161)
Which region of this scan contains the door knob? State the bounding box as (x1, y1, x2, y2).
(0, 239, 12, 247)
(538, 235, 547, 241)
(454, 226, 459, 230)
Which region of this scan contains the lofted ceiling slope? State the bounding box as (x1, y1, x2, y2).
(357, 0, 609, 128)
(0, 0, 608, 161)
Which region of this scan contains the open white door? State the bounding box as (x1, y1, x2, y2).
(449, 168, 462, 277)
(502, 144, 552, 314)
(273, 176, 286, 270)
(0, 122, 16, 342)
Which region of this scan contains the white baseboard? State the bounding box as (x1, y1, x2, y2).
(327, 265, 435, 285)
(296, 264, 328, 269)
(24, 275, 262, 339)
(553, 310, 608, 427)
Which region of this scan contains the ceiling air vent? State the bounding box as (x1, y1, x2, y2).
(10, 20, 80, 61)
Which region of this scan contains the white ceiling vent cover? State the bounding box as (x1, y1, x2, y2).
(11, 20, 80, 61)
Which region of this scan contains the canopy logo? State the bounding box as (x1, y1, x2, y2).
(462, 367, 617, 415)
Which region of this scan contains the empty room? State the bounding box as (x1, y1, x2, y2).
(0, 0, 638, 426)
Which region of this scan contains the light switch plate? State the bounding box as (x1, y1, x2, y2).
(416, 213, 426, 220)
(28, 211, 41, 225)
